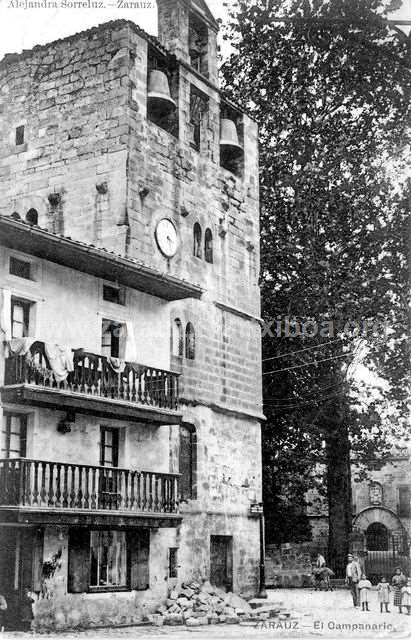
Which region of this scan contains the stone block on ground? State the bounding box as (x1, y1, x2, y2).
(155, 605, 167, 614)
(151, 614, 164, 627)
(225, 592, 252, 613)
(177, 597, 190, 608)
(186, 618, 201, 627)
(163, 613, 184, 626)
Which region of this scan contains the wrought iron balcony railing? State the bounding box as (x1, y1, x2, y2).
(0, 458, 179, 514)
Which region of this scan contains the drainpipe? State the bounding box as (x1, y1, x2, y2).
(258, 508, 268, 598)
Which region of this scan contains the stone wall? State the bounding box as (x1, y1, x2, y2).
(265, 544, 315, 589)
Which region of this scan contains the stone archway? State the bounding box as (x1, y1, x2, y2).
(353, 507, 406, 537)
(353, 507, 409, 583)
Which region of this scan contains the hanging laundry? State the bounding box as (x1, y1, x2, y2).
(124, 321, 137, 363)
(108, 356, 126, 374)
(44, 343, 74, 383)
(0, 289, 11, 341)
(8, 337, 35, 356)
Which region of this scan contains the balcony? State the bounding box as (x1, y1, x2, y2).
(0, 458, 181, 527)
(2, 341, 181, 425)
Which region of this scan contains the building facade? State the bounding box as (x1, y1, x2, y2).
(306, 449, 411, 581)
(0, 0, 263, 630)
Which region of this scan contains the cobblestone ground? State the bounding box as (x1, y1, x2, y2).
(2, 589, 411, 640)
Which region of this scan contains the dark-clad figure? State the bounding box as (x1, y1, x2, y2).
(391, 567, 407, 614)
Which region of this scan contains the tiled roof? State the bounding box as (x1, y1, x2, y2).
(0, 214, 203, 301)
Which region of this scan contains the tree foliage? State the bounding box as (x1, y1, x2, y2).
(221, 0, 411, 571)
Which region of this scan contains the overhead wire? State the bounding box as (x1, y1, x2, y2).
(262, 337, 344, 362)
(262, 351, 353, 375)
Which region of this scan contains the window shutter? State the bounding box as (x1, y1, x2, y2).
(128, 529, 150, 590)
(68, 529, 90, 593)
(179, 425, 193, 500)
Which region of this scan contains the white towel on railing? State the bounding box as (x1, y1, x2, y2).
(0, 289, 11, 341)
(124, 321, 137, 362)
(8, 337, 35, 356)
(44, 343, 74, 383)
(108, 356, 126, 373)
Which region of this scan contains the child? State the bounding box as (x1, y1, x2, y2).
(401, 578, 411, 616)
(376, 576, 390, 613)
(391, 567, 407, 613)
(20, 588, 34, 632)
(358, 573, 372, 611)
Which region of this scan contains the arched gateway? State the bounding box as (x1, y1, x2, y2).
(353, 507, 409, 583)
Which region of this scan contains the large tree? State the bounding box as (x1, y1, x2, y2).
(221, 0, 411, 574)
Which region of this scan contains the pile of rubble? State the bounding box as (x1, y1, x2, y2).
(150, 580, 289, 627)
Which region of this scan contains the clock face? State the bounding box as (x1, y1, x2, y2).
(155, 218, 178, 258)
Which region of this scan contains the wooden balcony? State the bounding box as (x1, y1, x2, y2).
(0, 458, 181, 527)
(2, 341, 181, 425)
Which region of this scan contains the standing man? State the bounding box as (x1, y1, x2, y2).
(345, 553, 361, 607)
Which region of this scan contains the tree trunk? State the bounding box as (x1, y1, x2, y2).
(325, 406, 352, 578)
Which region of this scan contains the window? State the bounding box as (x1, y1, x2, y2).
(1, 413, 27, 458)
(101, 319, 123, 358)
(25, 209, 38, 225)
(204, 228, 213, 263)
(193, 223, 202, 258)
(99, 427, 119, 504)
(90, 531, 127, 588)
(9, 256, 31, 280)
(398, 486, 410, 517)
(185, 323, 195, 360)
(11, 297, 31, 338)
(171, 319, 183, 357)
(168, 547, 178, 579)
(189, 13, 208, 75)
(15, 125, 25, 146)
(100, 427, 119, 468)
(103, 285, 125, 305)
(189, 86, 208, 151)
(179, 424, 197, 501)
(68, 529, 150, 593)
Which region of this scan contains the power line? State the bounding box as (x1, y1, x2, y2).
(263, 390, 347, 410)
(262, 337, 344, 363)
(264, 381, 347, 405)
(263, 351, 353, 376)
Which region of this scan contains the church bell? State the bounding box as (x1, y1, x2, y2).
(147, 70, 176, 114)
(220, 118, 243, 158)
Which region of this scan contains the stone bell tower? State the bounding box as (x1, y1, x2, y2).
(157, 0, 219, 86)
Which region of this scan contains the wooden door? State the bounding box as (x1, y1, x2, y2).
(210, 535, 233, 592)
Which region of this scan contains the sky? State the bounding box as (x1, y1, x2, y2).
(0, 0, 410, 62)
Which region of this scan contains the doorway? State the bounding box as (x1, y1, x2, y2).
(0, 527, 43, 628)
(210, 535, 233, 592)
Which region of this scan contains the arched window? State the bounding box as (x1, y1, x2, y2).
(193, 222, 202, 258)
(26, 209, 38, 225)
(171, 318, 183, 357)
(204, 228, 213, 263)
(10, 212, 21, 220)
(185, 322, 195, 360)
